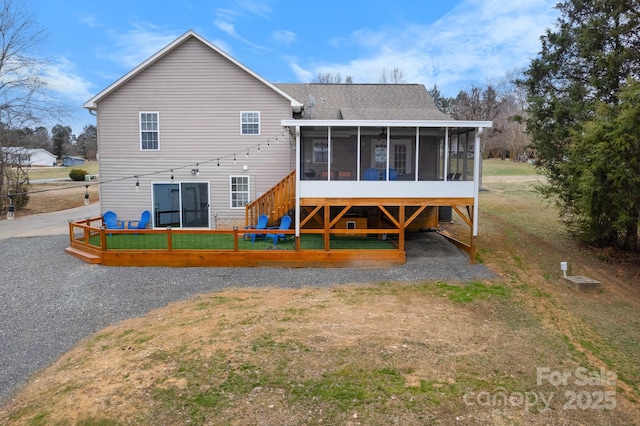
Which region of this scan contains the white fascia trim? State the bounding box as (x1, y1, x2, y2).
(281, 119, 493, 128)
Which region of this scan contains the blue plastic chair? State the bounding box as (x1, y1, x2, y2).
(128, 210, 151, 229)
(363, 168, 379, 180)
(265, 215, 292, 245)
(384, 168, 398, 181)
(103, 211, 124, 229)
(244, 214, 269, 242)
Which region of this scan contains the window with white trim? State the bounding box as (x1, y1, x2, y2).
(230, 175, 250, 208)
(241, 111, 260, 135)
(140, 112, 159, 150)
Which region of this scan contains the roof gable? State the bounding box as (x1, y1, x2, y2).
(84, 30, 302, 111)
(275, 83, 451, 120)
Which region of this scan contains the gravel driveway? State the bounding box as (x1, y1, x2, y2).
(0, 231, 493, 405)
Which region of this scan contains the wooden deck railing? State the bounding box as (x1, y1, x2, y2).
(66, 216, 405, 267)
(245, 170, 296, 227)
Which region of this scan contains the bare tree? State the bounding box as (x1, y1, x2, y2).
(379, 67, 406, 84)
(0, 0, 59, 213)
(449, 84, 508, 189)
(312, 72, 345, 83)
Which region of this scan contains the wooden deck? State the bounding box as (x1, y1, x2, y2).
(67, 201, 476, 267)
(66, 217, 406, 267)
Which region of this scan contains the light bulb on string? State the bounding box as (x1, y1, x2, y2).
(195, 164, 200, 176)
(257, 144, 261, 153)
(233, 154, 237, 164)
(135, 176, 140, 192)
(84, 184, 90, 206)
(217, 158, 220, 169)
(170, 170, 174, 181)
(246, 149, 249, 159)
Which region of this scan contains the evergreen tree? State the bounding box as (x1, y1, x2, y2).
(519, 0, 640, 249)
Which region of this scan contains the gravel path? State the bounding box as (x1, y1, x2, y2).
(0, 232, 493, 405)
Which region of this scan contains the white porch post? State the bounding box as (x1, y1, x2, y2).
(473, 128, 483, 236)
(414, 127, 420, 181)
(294, 125, 301, 238)
(444, 127, 449, 180)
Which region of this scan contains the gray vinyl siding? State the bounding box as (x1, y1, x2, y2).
(95, 37, 294, 226)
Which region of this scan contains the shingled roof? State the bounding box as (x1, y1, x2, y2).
(275, 83, 451, 121)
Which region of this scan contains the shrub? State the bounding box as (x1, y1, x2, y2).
(69, 169, 88, 181)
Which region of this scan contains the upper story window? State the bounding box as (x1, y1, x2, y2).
(241, 111, 260, 135)
(140, 112, 159, 150)
(230, 175, 250, 208)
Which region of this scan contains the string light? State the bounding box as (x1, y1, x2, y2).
(84, 184, 90, 206)
(195, 163, 199, 176)
(0, 130, 290, 203)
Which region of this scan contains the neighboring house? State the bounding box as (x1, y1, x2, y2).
(61, 156, 86, 167)
(2, 147, 56, 167)
(84, 30, 491, 257)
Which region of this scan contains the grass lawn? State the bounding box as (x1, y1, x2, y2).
(27, 162, 99, 180)
(481, 158, 538, 176)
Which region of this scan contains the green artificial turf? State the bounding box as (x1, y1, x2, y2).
(96, 233, 396, 251)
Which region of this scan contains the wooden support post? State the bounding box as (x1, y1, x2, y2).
(399, 206, 405, 251)
(233, 227, 239, 251)
(324, 204, 330, 251)
(100, 226, 107, 250)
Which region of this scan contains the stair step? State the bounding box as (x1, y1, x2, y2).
(65, 247, 102, 264)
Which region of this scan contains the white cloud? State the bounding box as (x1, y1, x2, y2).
(214, 19, 238, 38)
(78, 13, 101, 29)
(271, 30, 296, 47)
(97, 23, 179, 70)
(295, 0, 559, 93)
(288, 60, 313, 82)
(232, 0, 272, 18)
(41, 58, 94, 102)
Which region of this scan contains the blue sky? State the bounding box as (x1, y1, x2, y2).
(25, 0, 559, 135)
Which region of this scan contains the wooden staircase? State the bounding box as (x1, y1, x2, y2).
(245, 170, 296, 226)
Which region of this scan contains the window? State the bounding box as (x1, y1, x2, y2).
(152, 182, 210, 228)
(393, 143, 407, 174)
(230, 176, 250, 208)
(140, 112, 159, 150)
(241, 111, 260, 135)
(313, 140, 328, 163)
